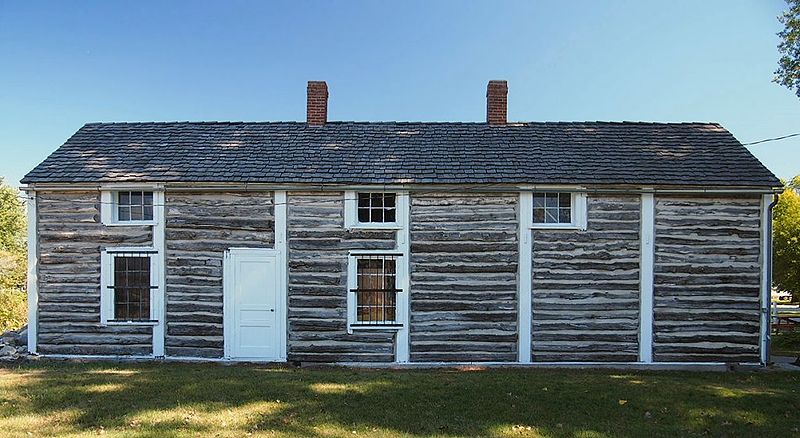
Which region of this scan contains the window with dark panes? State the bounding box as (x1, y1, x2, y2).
(111, 255, 152, 321)
(117, 191, 154, 221)
(357, 192, 396, 223)
(533, 192, 573, 224)
(352, 255, 399, 324)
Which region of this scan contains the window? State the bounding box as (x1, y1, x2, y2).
(350, 254, 400, 326)
(358, 192, 396, 223)
(533, 192, 572, 224)
(344, 191, 405, 229)
(530, 192, 587, 230)
(117, 191, 154, 222)
(101, 189, 162, 226)
(101, 250, 158, 323)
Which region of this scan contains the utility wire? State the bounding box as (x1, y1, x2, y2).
(742, 132, 800, 146)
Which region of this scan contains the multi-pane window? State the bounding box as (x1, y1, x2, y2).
(109, 254, 153, 321)
(117, 191, 154, 222)
(351, 254, 399, 325)
(533, 192, 572, 224)
(357, 192, 396, 223)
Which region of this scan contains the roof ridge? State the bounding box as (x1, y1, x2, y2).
(82, 120, 724, 126)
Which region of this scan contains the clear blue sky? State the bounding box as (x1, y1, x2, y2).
(1, 0, 798, 186)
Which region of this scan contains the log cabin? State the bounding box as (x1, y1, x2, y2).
(20, 80, 782, 366)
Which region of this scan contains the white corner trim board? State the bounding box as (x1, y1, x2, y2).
(760, 193, 775, 365)
(152, 191, 166, 357)
(638, 193, 655, 363)
(26, 192, 38, 354)
(517, 192, 533, 363)
(274, 190, 289, 361)
(396, 191, 411, 363)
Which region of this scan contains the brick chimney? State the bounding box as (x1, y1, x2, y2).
(307, 81, 328, 126)
(486, 80, 508, 125)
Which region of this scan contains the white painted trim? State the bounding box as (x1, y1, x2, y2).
(100, 247, 160, 326)
(274, 190, 288, 361)
(100, 188, 161, 226)
(344, 191, 410, 364)
(517, 192, 533, 363)
(760, 194, 774, 365)
(100, 191, 113, 225)
(26, 193, 38, 354)
(343, 190, 402, 230)
(529, 192, 587, 230)
(396, 191, 411, 363)
(152, 191, 166, 357)
(25, 182, 782, 195)
(223, 250, 233, 359)
(638, 193, 655, 363)
(345, 249, 407, 329)
(222, 247, 285, 361)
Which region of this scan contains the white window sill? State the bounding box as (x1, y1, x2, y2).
(103, 320, 159, 326)
(531, 224, 585, 231)
(349, 324, 403, 331)
(347, 223, 402, 231)
(104, 221, 158, 227)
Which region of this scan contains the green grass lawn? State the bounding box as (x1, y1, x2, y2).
(0, 362, 798, 437)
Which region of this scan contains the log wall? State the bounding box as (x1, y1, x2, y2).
(531, 195, 641, 362)
(409, 193, 519, 362)
(164, 191, 275, 358)
(653, 196, 762, 362)
(36, 191, 154, 355)
(287, 192, 397, 363)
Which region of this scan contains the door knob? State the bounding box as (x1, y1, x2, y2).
(269, 309, 275, 312)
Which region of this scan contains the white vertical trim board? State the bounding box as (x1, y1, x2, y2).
(152, 191, 166, 357)
(759, 194, 774, 365)
(274, 190, 289, 360)
(517, 192, 533, 363)
(343, 191, 357, 229)
(574, 192, 588, 231)
(100, 191, 113, 225)
(26, 192, 38, 354)
(638, 193, 655, 363)
(222, 249, 234, 359)
(395, 191, 411, 363)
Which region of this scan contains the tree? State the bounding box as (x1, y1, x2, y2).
(775, 0, 800, 97)
(0, 178, 27, 331)
(773, 177, 800, 297)
(0, 178, 26, 291)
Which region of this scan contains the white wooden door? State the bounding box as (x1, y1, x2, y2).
(224, 248, 281, 360)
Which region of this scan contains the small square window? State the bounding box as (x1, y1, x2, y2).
(116, 191, 154, 222)
(356, 192, 397, 224)
(533, 192, 576, 226)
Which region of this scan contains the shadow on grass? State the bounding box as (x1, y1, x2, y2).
(1, 362, 799, 437)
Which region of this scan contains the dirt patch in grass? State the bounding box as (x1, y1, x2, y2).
(0, 362, 798, 437)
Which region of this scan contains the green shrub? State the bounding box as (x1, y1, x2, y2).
(0, 288, 26, 332)
(771, 332, 800, 357)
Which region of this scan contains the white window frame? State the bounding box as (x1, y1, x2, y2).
(530, 191, 588, 230)
(100, 247, 160, 325)
(346, 250, 407, 332)
(101, 190, 163, 226)
(344, 191, 404, 230)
